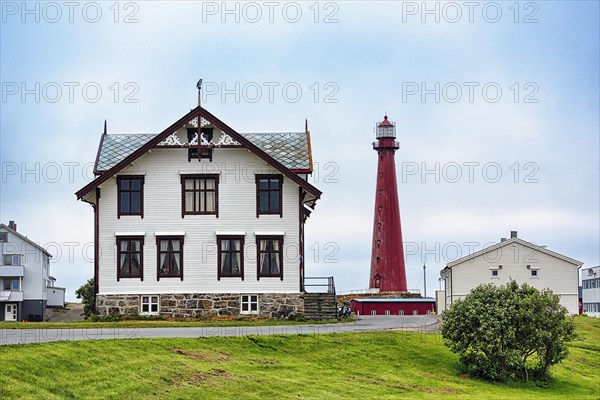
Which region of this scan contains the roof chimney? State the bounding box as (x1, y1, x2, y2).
(8, 220, 15, 230)
(501, 238, 507, 242)
(510, 231, 517, 238)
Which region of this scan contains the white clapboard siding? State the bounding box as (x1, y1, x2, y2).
(449, 242, 580, 314)
(97, 146, 302, 295)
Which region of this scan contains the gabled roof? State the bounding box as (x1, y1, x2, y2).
(445, 237, 583, 269)
(0, 223, 52, 257)
(94, 131, 312, 172)
(96, 134, 156, 172)
(76, 106, 321, 200)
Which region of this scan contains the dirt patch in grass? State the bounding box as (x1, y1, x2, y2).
(348, 376, 384, 384)
(170, 348, 231, 362)
(172, 368, 236, 386)
(248, 357, 280, 365)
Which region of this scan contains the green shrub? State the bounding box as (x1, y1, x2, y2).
(441, 280, 576, 382)
(75, 278, 95, 318)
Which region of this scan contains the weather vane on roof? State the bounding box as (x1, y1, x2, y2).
(197, 79, 203, 107)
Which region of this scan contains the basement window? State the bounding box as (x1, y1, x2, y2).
(531, 270, 538, 277)
(491, 270, 499, 278)
(240, 295, 258, 314)
(140, 295, 159, 315)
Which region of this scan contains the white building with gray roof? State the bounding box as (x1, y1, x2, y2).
(75, 103, 327, 319)
(1, 221, 65, 322)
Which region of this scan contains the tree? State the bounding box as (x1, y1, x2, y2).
(75, 278, 96, 318)
(441, 280, 575, 382)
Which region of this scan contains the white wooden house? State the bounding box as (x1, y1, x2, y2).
(582, 266, 600, 317)
(441, 231, 582, 314)
(75, 105, 322, 318)
(0, 221, 65, 321)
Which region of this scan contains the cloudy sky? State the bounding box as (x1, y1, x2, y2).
(1, 1, 598, 301)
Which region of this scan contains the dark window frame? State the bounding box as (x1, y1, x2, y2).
(117, 175, 144, 218)
(0, 232, 7, 242)
(217, 235, 244, 280)
(256, 175, 283, 218)
(256, 235, 284, 280)
(180, 174, 219, 218)
(156, 236, 184, 281)
(116, 236, 144, 281)
(187, 128, 214, 160)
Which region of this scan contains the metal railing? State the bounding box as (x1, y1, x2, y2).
(337, 288, 421, 296)
(304, 276, 335, 294)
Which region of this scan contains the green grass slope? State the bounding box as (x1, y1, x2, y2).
(0, 317, 598, 399)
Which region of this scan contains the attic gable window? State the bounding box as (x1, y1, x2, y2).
(117, 176, 144, 218)
(256, 175, 283, 217)
(0, 232, 7, 242)
(181, 175, 219, 217)
(187, 128, 213, 160)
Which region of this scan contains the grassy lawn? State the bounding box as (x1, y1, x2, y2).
(0, 318, 348, 330)
(0, 317, 597, 399)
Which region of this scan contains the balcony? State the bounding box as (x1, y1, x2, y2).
(0, 265, 24, 277)
(0, 291, 23, 302)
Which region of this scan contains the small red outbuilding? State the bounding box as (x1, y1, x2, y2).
(350, 298, 436, 316)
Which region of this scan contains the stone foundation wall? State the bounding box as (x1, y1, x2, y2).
(96, 293, 305, 319)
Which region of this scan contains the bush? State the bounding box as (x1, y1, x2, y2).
(441, 280, 575, 382)
(75, 278, 95, 318)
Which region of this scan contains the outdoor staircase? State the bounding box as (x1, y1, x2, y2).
(303, 292, 338, 321)
(303, 276, 338, 320)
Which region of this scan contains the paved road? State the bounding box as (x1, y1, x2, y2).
(0, 316, 440, 346)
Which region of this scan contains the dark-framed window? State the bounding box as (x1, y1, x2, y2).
(256, 236, 283, 280)
(157, 236, 184, 280)
(187, 128, 214, 160)
(116, 236, 144, 281)
(0, 232, 7, 242)
(217, 236, 244, 280)
(117, 176, 144, 218)
(256, 175, 282, 217)
(181, 175, 219, 217)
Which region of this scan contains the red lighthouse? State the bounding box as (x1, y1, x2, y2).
(369, 115, 408, 292)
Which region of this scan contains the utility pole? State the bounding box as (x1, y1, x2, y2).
(423, 263, 427, 297)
